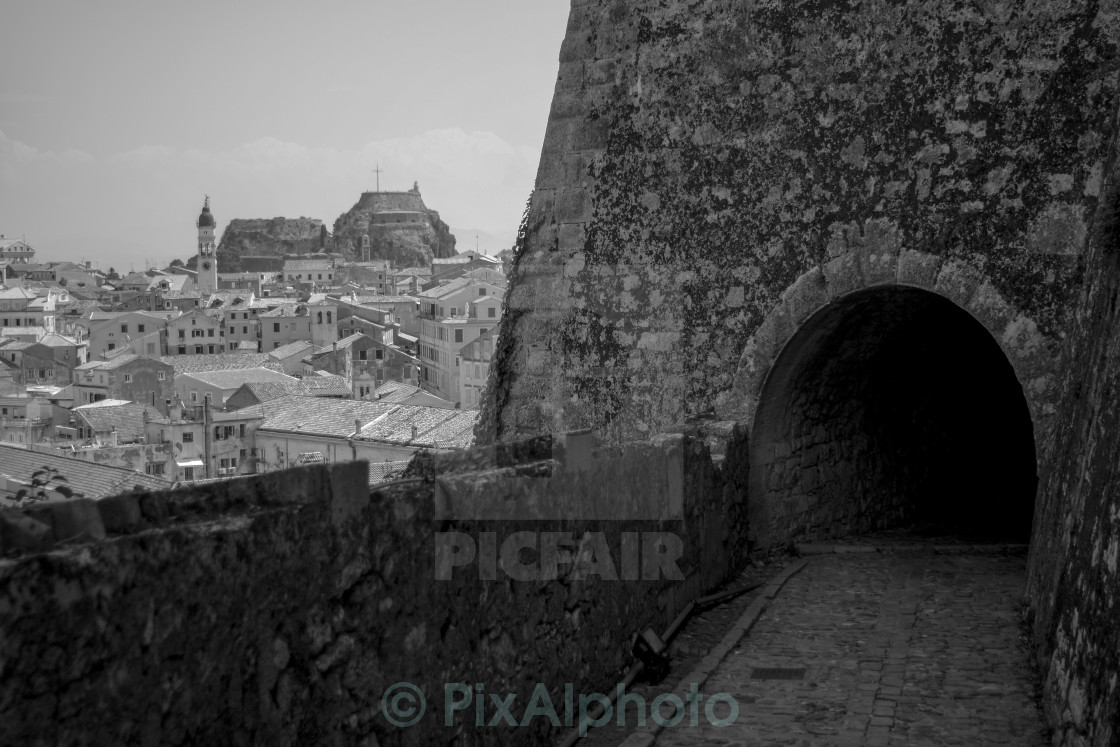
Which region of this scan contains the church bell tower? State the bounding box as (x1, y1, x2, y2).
(196, 196, 218, 294)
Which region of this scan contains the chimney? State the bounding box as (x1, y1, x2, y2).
(354, 418, 362, 436)
(411, 424, 418, 441)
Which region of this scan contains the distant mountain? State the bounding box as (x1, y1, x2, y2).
(331, 186, 456, 267)
(210, 217, 326, 272)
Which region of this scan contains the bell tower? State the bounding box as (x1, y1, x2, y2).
(196, 195, 218, 294)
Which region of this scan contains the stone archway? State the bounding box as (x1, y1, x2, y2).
(717, 248, 1060, 551)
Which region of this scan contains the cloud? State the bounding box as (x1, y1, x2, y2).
(0, 128, 539, 270)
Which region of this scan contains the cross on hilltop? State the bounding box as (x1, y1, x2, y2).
(371, 164, 383, 192)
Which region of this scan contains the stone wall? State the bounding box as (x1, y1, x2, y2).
(482, 0, 1116, 446)
(1027, 130, 1120, 747)
(0, 426, 749, 746)
(476, 1, 1120, 743)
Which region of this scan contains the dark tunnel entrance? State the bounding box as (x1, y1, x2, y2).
(748, 286, 1037, 547)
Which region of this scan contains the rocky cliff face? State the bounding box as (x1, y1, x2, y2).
(331, 186, 457, 267)
(211, 218, 325, 272)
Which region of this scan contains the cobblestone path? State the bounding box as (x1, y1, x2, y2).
(621, 545, 1048, 746)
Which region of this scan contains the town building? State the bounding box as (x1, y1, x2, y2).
(458, 327, 498, 409)
(166, 309, 225, 356)
(416, 278, 503, 404)
(174, 367, 299, 409)
(0, 236, 34, 264)
(252, 395, 476, 471)
(0, 287, 39, 329)
(72, 354, 175, 411)
(80, 310, 177, 360)
(282, 258, 334, 286)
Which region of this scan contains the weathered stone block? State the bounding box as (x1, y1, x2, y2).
(329, 461, 370, 528)
(933, 260, 984, 309)
(49, 499, 106, 544)
(0, 509, 53, 553)
(896, 249, 943, 289)
(139, 492, 169, 523)
(782, 266, 830, 327)
(97, 494, 142, 534)
(822, 251, 864, 301)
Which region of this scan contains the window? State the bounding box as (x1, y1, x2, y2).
(375, 349, 383, 360)
(479, 288, 486, 296)
(326, 311, 331, 323)
(138, 324, 146, 333)
(317, 311, 323, 324)
(179, 330, 185, 339)
(274, 323, 280, 333)
(488, 306, 497, 318)
(183, 467, 195, 480)
(455, 329, 463, 343)
(243, 326, 248, 334)
(240, 448, 247, 458)
(158, 371, 166, 380)
(190, 392, 198, 403)
(124, 374, 133, 383)
(207, 329, 214, 337)
(359, 350, 367, 361)
(108, 343, 116, 351)
(121, 324, 128, 333)
(178, 346, 186, 355)
(183, 431, 194, 442)
(194, 346, 202, 354)
(239, 424, 246, 438)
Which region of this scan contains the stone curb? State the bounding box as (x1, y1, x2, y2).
(795, 542, 1030, 556)
(618, 558, 811, 747)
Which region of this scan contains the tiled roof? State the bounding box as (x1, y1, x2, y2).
(259, 304, 308, 318)
(417, 276, 474, 299)
(72, 402, 162, 441)
(179, 367, 296, 391)
(394, 267, 432, 277)
(267, 340, 317, 360)
(99, 354, 170, 371)
(302, 373, 352, 396)
(371, 381, 424, 402)
(1, 327, 46, 338)
(0, 443, 171, 500)
(159, 353, 283, 374)
(256, 396, 396, 438)
(35, 334, 81, 348)
(356, 405, 476, 448)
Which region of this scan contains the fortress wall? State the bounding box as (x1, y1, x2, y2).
(484, 0, 1117, 445)
(0, 428, 749, 746)
(1027, 133, 1120, 747)
(479, 1, 1120, 742)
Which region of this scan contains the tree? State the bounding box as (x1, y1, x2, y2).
(169, 258, 184, 268)
(15, 466, 78, 506)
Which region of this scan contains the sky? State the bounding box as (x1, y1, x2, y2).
(0, 0, 572, 271)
